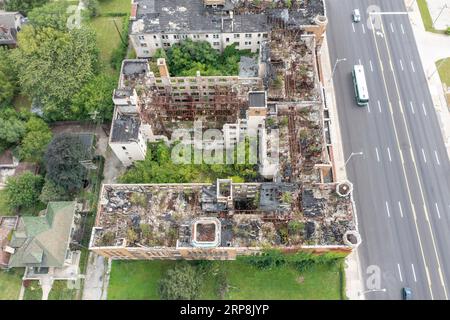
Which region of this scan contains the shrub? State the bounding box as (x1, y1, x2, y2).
(159, 263, 201, 300)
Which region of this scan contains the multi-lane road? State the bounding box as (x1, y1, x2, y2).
(326, 0, 450, 299)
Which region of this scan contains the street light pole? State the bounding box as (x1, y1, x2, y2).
(427, 58, 446, 80)
(432, 4, 448, 29)
(344, 151, 364, 166)
(329, 58, 347, 84)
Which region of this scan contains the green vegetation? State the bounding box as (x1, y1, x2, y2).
(4, 0, 48, 14)
(48, 281, 77, 300)
(23, 280, 43, 300)
(416, 0, 446, 34)
(0, 190, 12, 215)
(44, 134, 87, 193)
(119, 141, 258, 184)
(0, 268, 24, 300)
(436, 58, 450, 87)
(158, 263, 201, 300)
(4, 172, 44, 211)
(108, 252, 346, 300)
(155, 39, 254, 76)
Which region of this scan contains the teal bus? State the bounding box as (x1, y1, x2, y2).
(352, 65, 369, 106)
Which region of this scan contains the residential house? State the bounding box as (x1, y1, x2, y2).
(0, 10, 25, 48)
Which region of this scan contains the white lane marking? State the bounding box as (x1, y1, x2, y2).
(411, 61, 415, 73)
(358, 58, 362, 65)
(422, 103, 427, 116)
(390, 23, 394, 33)
(386, 201, 391, 217)
(378, 100, 382, 113)
(369, 60, 374, 72)
(376, 147, 380, 162)
(435, 150, 440, 165)
(352, 23, 356, 32)
(397, 263, 403, 282)
(398, 201, 404, 218)
(387, 147, 392, 162)
(367, 102, 371, 113)
(409, 101, 415, 114)
(421, 148, 427, 163)
(401, 24, 405, 34)
(412, 264, 417, 282)
(435, 203, 441, 219)
(399, 59, 404, 71)
(362, 23, 366, 34)
(369, 12, 408, 15)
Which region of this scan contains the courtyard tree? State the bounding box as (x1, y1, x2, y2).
(44, 134, 87, 192)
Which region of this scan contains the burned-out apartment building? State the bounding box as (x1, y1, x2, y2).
(129, 0, 328, 58)
(94, 0, 361, 260)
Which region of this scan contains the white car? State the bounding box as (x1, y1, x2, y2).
(352, 9, 361, 23)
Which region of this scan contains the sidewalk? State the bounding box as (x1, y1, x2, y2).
(321, 35, 366, 300)
(406, 0, 450, 158)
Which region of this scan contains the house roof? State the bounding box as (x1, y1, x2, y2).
(8, 202, 77, 268)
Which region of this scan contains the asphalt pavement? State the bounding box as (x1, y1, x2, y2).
(326, 0, 450, 300)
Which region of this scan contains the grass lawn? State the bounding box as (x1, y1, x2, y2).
(108, 259, 344, 300)
(0, 190, 12, 216)
(436, 58, 450, 87)
(0, 268, 24, 300)
(89, 17, 124, 73)
(48, 281, 77, 300)
(23, 280, 42, 300)
(416, 0, 446, 34)
(98, 0, 131, 15)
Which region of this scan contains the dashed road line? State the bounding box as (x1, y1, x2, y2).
(435, 151, 440, 165)
(352, 23, 355, 32)
(411, 60, 415, 73)
(401, 24, 405, 34)
(362, 23, 366, 34)
(386, 201, 391, 218)
(399, 59, 404, 71)
(422, 103, 427, 116)
(412, 264, 417, 282)
(378, 100, 382, 113)
(387, 147, 392, 162)
(390, 22, 394, 33)
(367, 102, 371, 113)
(398, 201, 404, 218)
(398, 263, 403, 282)
(376, 147, 380, 162)
(409, 101, 415, 114)
(422, 148, 427, 163)
(435, 203, 441, 219)
(369, 60, 373, 72)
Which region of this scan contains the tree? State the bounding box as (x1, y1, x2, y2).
(12, 25, 99, 120)
(0, 48, 17, 107)
(19, 117, 53, 162)
(0, 115, 26, 144)
(5, 172, 43, 210)
(44, 134, 87, 192)
(27, 1, 71, 31)
(39, 179, 69, 203)
(70, 74, 116, 121)
(156, 40, 253, 77)
(159, 263, 201, 300)
(4, 0, 48, 14)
